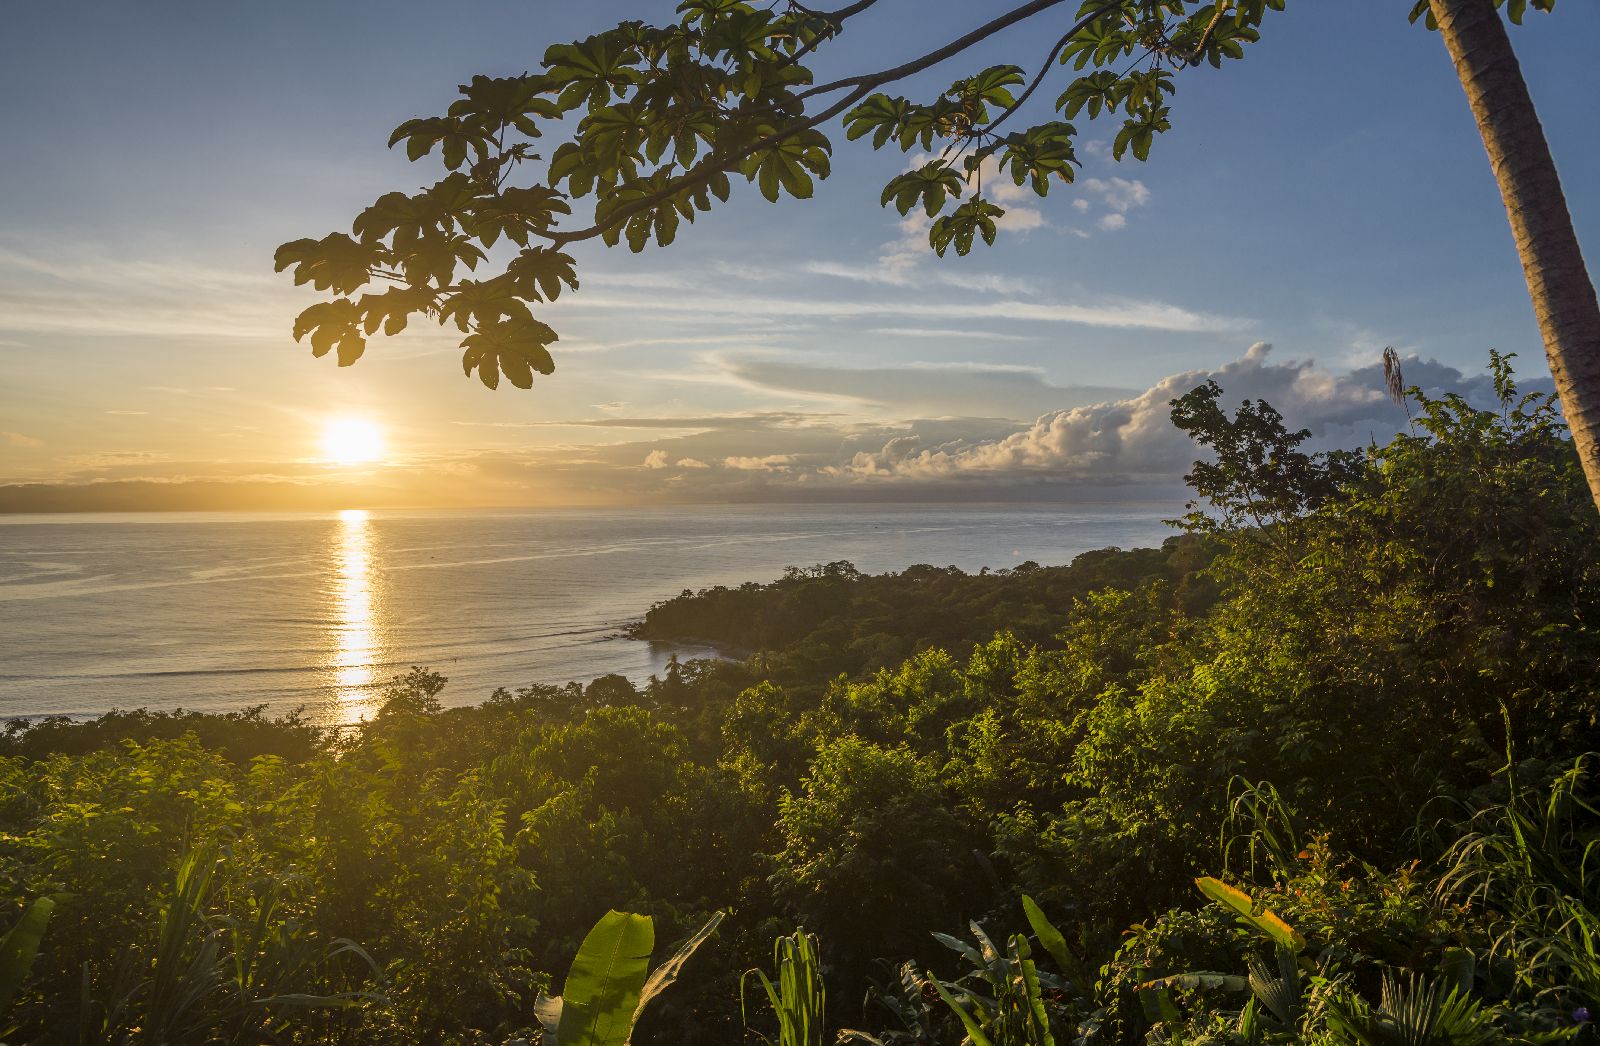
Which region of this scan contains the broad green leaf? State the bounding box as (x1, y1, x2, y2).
(931, 932, 982, 966)
(1018, 952, 1054, 1046)
(273, 233, 381, 295)
(632, 910, 723, 1027)
(293, 299, 365, 365)
(0, 897, 55, 1017)
(506, 247, 580, 302)
(1021, 896, 1075, 978)
(930, 978, 993, 1046)
(357, 286, 434, 337)
(1195, 877, 1306, 953)
(556, 910, 654, 1046)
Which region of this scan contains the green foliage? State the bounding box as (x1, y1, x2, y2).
(742, 930, 826, 1046)
(635, 546, 1211, 688)
(927, 916, 1065, 1046)
(1193, 877, 1306, 954)
(536, 909, 723, 1046)
(69, 842, 379, 1046)
(8, 357, 1600, 1043)
(1323, 973, 1541, 1046)
(0, 704, 326, 764)
(1170, 378, 1363, 559)
(1439, 752, 1600, 1021)
(772, 736, 983, 982)
(0, 897, 53, 1024)
(278, 1, 1295, 388)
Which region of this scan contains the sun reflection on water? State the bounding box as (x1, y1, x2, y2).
(331, 509, 382, 723)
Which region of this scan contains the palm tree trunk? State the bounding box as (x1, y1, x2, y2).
(1427, 0, 1600, 513)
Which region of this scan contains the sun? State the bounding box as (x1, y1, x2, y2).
(321, 417, 385, 466)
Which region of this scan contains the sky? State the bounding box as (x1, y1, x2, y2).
(1, 1, 1597, 509)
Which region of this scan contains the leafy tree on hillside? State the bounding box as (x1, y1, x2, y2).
(276, 0, 1600, 511)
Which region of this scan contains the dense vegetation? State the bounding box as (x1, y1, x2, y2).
(633, 540, 1218, 687)
(2, 359, 1597, 1044)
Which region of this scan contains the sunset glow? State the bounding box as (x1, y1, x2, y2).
(321, 417, 385, 467)
(331, 507, 382, 722)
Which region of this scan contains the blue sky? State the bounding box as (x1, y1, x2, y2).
(1, 1, 1596, 507)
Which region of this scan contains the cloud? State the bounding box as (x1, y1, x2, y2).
(826, 343, 1549, 487)
(559, 411, 831, 431)
(724, 454, 795, 472)
(1082, 177, 1151, 214)
(0, 242, 293, 340)
(574, 288, 1250, 335)
(801, 208, 1034, 294)
(3, 431, 43, 447)
(1064, 177, 1150, 234)
(802, 157, 1049, 291)
(105, 410, 150, 416)
(867, 327, 1037, 342)
(6, 346, 1534, 511)
(720, 355, 1138, 421)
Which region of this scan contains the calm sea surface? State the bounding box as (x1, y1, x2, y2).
(0, 504, 1178, 726)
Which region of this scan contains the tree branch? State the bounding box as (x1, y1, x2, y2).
(546, 83, 874, 247)
(979, 1, 1124, 139)
(1172, 0, 1231, 67)
(776, 0, 884, 71)
(797, 0, 1089, 101)
(546, 0, 1121, 248)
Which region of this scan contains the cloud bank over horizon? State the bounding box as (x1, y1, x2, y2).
(1, 345, 1551, 512)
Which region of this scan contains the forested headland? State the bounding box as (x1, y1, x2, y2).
(2, 364, 1597, 1044)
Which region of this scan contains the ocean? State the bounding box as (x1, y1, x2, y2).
(0, 503, 1179, 726)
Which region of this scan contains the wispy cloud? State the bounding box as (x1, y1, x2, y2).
(867, 326, 1037, 342)
(713, 355, 1138, 421)
(571, 288, 1249, 334)
(453, 411, 834, 432)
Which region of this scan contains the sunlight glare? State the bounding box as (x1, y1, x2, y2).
(331, 509, 383, 723)
(321, 417, 385, 466)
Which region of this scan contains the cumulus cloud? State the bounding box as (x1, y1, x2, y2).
(463, 345, 1539, 506)
(645, 449, 714, 470)
(1067, 176, 1150, 234)
(827, 343, 1547, 486)
(1082, 177, 1151, 213)
(724, 454, 795, 472)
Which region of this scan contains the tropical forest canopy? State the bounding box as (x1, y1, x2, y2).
(3, 361, 1598, 1043)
